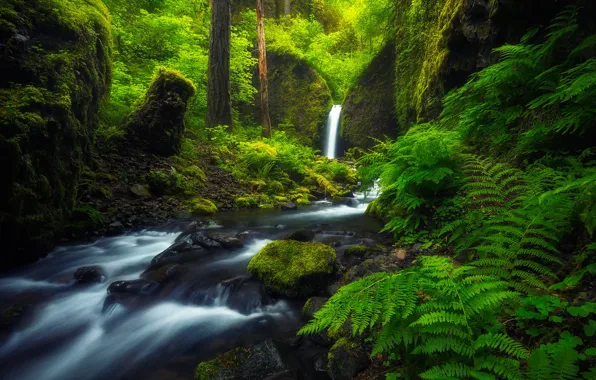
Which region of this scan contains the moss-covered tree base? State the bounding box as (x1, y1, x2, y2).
(126, 68, 196, 157)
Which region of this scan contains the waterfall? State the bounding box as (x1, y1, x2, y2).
(325, 105, 342, 159)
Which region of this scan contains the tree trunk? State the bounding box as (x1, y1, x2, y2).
(257, 0, 272, 138)
(207, 0, 233, 131)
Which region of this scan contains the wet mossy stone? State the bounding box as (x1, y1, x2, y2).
(127, 68, 196, 157)
(344, 245, 369, 258)
(327, 338, 370, 380)
(248, 240, 336, 297)
(0, 0, 112, 267)
(284, 229, 315, 242)
(185, 197, 218, 216)
(195, 340, 285, 380)
(301, 296, 328, 321)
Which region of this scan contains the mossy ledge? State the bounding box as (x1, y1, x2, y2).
(0, 0, 112, 267)
(247, 240, 336, 297)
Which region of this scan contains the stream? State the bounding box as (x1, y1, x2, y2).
(0, 192, 382, 380)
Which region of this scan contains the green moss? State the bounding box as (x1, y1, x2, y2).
(0, 0, 112, 265)
(195, 347, 248, 380)
(235, 195, 258, 208)
(183, 165, 207, 183)
(394, 0, 465, 124)
(248, 240, 336, 297)
(126, 68, 196, 156)
(344, 245, 368, 258)
(328, 338, 357, 361)
(146, 171, 172, 196)
(185, 197, 218, 216)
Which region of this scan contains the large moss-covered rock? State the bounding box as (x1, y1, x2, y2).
(0, 0, 112, 267)
(255, 50, 333, 147)
(248, 240, 336, 297)
(341, 43, 397, 149)
(126, 68, 195, 157)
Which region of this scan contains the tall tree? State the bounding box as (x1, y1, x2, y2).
(207, 0, 233, 131)
(257, 0, 272, 138)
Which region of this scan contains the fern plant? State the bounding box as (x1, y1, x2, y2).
(443, 155, 576, 293)
(441, 3, 595, 159)
(357, 125, 461, 236)
(300, 256, 525, 379)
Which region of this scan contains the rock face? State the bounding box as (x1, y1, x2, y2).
(126, 68, 195, 157)
(342, 0, 590, 149)
(195, 340, 286, 380)
(248, 240, 336, 297)
(0, 0, 112, 268)
(255, 50, 333, 146)
(341, 43, 398, 149)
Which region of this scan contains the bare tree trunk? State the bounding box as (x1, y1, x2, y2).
(207, 0, 233, 131)
(257, 0, 272, 138)
(284, 0, 291, 15)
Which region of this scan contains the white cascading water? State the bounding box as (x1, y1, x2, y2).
(325, 105, 342, 159)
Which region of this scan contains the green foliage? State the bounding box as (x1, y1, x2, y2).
(442, 3, 596, 159)
(358, 125, 461, 238)
(300, 256, 525, 379)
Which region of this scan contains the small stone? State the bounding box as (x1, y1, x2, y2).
(129, 184, 151, 198)
(393, 248, 407, 260)
(281, 202, 297, 211)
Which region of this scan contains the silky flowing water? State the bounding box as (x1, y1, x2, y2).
(0, 192, 381, 380)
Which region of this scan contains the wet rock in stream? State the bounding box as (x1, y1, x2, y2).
(284, 229, 315, 242)
(74, 266, 106, 283)
(107, 279, 160, 296)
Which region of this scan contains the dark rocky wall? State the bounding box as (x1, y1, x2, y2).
(341, 43, 397, 150)
(341, 0, 595, 150)
(254, 50, 333, 146)
(0, 0, 112, 268)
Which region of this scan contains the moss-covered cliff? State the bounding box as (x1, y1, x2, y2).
(0, 0, 112, 267)
(340, 0, 581, 149)
(393, 0, 574, 125)
(341, 43, 397, 150)
(256, 50, 333, 146)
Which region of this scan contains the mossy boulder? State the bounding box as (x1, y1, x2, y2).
(185, 197, 218, 216)
(253, 50, 333, 146)
(195, 340, 286, 380)
(341, 43, 398, 149)
(248, 240, 336, 297)
(301, 296, 328, 321)
(127, 68, 195, 157)
(327, 338, 370, 380)
(0, 0, 112, 267)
